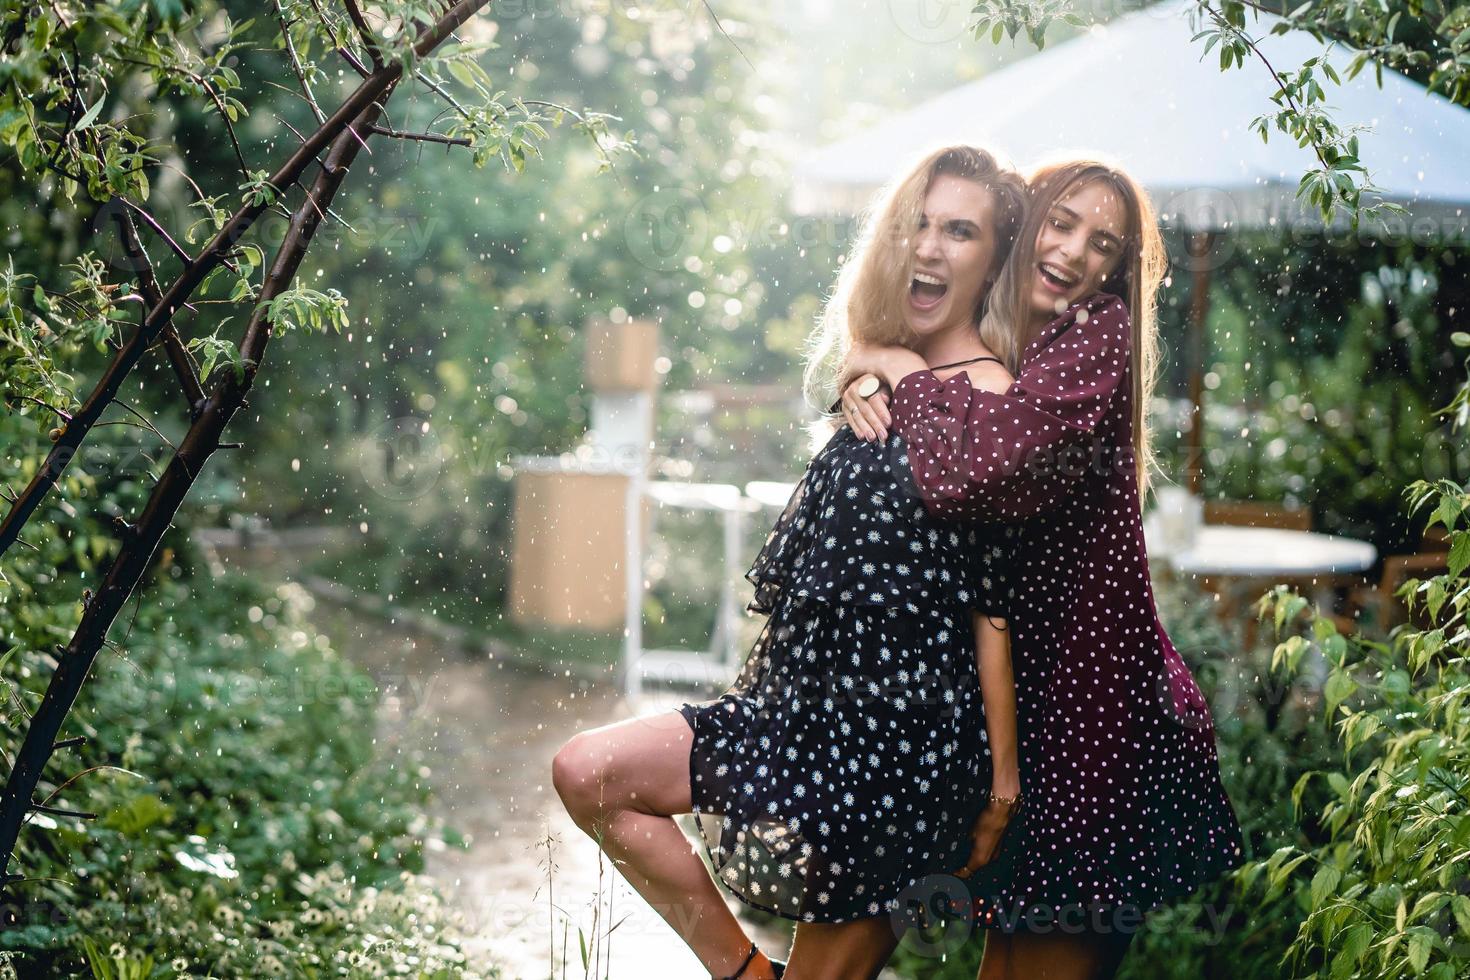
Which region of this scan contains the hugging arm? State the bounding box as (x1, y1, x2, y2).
(888, 296, 1131, 522)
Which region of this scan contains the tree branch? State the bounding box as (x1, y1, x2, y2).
(0, 0, 493, 891)
(110, 205, 206, 414)
(369, 124, 470, 147)
(0, 0, 486, 561)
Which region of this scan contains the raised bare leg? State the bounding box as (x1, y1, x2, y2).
(551, 710, 781, 978)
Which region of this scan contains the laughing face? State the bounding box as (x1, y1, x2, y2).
(1030, 178, 1128, 319)
(904, 174, 1000, 350)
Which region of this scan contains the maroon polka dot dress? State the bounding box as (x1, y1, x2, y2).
(889, 291, 1244, 932)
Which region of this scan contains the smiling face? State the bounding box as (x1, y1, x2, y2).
(904, 173, 1000, 348)
(1029, 178, 1129, 320)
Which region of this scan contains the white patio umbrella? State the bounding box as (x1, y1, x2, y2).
(794, 0, 1470, 492)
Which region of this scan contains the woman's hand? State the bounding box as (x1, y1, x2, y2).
(953, 791, 1019, 879)
(839, 343, 924, 443)
(840, 375, 892, 442)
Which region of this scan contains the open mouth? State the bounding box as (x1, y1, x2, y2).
(1037, 261, 1079, 293)
(910, 271, 947, 311)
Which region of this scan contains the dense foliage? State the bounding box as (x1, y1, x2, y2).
(0, 412, 479, 976)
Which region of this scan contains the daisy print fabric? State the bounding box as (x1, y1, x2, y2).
(679, 424, 1015, 923)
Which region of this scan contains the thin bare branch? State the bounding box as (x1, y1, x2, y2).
(369, 124, 470, 147)
(273, 0, 328, 124)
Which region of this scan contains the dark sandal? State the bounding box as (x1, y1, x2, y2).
(717, 942, 760, 980)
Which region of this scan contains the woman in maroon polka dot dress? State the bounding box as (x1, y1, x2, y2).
(842, 160, 1245, 977)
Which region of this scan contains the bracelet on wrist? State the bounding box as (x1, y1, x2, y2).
(989, 788, 1023, 807)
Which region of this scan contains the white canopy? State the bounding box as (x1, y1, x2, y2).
(794, 0, 1470, 234)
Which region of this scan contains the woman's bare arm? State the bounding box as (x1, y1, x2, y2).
(954, 610, 1020, 877)
(975, 612, 1019, 797)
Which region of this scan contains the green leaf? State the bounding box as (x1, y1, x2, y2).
(1407, 926, 1434, 972)
(1310, 864, 1341, 908)
(1449, 532, 1470, 578)
(1452, 894, 1470, 936)
(447, 59, 480, 91)
(75, 94, 106, 132)
(1291, 770, 1315, 816)
(1432, 492, 1461, 530)
(1328, 669, 1358, 717)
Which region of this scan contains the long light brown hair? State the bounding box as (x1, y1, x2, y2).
(980, 159, 1166, 491)
(803, 145, 1027, 410)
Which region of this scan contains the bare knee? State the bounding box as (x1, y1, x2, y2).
(552, 732, 610, 824)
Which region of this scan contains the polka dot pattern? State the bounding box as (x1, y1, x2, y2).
(679, 425, 1014, 923)
(890, 292, 1245, 929)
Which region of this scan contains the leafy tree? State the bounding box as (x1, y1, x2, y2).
(0, 0, 627, 893)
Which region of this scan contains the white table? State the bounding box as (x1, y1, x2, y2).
(1153, 525, 1378, 578)
(1144, 519, 1378, 683)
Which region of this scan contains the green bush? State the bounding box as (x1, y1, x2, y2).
(1239, 473, 1470, 979)
(0, 414, 485, 977)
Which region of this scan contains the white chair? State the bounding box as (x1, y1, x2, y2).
(621, 479, 758, 698)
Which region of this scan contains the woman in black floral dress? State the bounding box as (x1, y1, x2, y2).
(678, 418, 1019, 923)
(553, 146, 1028, 979)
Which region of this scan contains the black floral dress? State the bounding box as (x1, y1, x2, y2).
(678, 424, 1015, 923)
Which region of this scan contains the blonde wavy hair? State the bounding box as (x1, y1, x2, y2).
(803, 145, 1027, 411)
(980, 158, 1167, 491)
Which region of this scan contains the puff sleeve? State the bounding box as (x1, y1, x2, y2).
(889, 293, 1131, 522)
